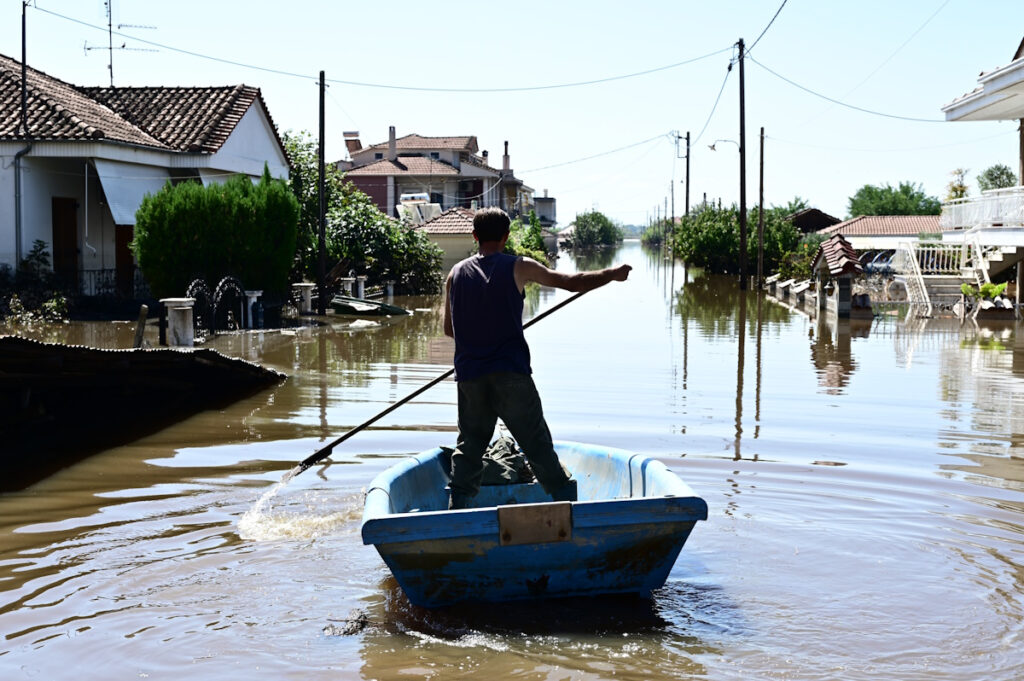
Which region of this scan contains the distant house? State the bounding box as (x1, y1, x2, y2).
(818, 215, 940, 250)
(785, 208, 841, 234)
(0, 52, 289, 296)
(417, 207, 477, 267)
(338, 127, 535, 221)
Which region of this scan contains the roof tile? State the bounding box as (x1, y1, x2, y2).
(419, 207, 476, 234)
(818, 214, 940, 237)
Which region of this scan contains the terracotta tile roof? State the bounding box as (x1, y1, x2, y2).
(346, 156, 460, 176)
(812, 234, 863, 277)
(0, 52, 161, 146)
(363, 133, 478, 153)
(1, 52, 280, 156)
(819, 214, 940, 237)
(80, 83, 271, 153)
(419, 207, 476, 234)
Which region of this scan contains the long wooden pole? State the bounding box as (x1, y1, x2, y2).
(285, 290, 590, 481)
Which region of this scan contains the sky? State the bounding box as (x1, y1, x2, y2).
(3, 0, 1023, 227)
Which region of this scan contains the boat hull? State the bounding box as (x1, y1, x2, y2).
(361, 442, 707, 608)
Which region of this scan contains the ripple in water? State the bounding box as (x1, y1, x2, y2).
(237, 481, 361, 541)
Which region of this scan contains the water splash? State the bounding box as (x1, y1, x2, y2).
(238, 479, 360, 542)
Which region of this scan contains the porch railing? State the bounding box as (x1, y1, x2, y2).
(940, 185, 1024, 230)
(893, 242, 933, 318)
(77, 268, 151, 299)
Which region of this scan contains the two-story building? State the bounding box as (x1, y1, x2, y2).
(338, 127, 535, 220)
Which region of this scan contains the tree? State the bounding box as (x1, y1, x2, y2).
(977, 164, 1018, 193)
(283, 131, 443, 294)
(563, 211, 622, 248)
(671, 201, 803, 275)
(847, 182, 940, 217)
(946, 168, 969, 201)
(133, 168, 299, 298)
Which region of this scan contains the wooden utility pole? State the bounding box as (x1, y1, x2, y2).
(737, 38, 748, 291)
(317, 70, 327, 316)
(757, 126, 765, 289)
(685, 131, 691, 217)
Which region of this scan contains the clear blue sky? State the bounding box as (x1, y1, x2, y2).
(4, 1, 1023, 226)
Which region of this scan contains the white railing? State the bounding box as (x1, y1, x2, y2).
(912, 242, 964, 275)
(940, 185, 1024, 230)
(893, 242, 932, 318)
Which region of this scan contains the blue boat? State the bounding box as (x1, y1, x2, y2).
(361, 441, 707, 608)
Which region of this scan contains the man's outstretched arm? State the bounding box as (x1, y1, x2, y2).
(514, 257, 631, 293)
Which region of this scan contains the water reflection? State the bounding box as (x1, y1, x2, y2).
(810, 315, 871, 395)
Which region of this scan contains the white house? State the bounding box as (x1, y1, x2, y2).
(0, 52, 289, 296)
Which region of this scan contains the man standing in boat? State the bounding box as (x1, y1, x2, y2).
(443, 207, 631, 509)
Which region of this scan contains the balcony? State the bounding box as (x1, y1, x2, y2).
(940, 185, 1024, 230)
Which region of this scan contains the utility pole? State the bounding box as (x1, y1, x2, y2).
(737, 37, 748, 291)
(685, 131, 691, 217)
(670, 180, 675, 229)
(317, 70, 327, 316)
(757, 126, 765, 289)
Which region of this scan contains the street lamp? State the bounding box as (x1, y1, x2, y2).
(708, 139, 739, 152)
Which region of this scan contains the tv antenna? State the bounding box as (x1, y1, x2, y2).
(83, 1, 157, 86)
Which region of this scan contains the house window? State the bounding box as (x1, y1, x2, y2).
(430, 152, 440, 160)
(374, 152, 383, 160)
(430, 191, 443, 205)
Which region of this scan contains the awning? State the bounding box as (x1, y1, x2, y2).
(93, 159, 171, 225)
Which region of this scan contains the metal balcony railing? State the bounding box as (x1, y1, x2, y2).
(940, 185, 1024, 230)
(77, 268, 151, 299)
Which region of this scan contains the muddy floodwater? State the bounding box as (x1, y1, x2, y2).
(2, 239, 1024, 680)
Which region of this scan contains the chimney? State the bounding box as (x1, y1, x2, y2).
(388, 126, 397, 161)
(482, 150, 488, 163)
(343, 131, 362, 154)
(502, 141, 510, 172)
(543, 189, 548, 198)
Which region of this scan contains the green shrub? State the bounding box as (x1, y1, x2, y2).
(672, 202, 805, 276)
(505, 211, 549, 265)
(132, 167, 299, 298)
(562, 211, 622, 248)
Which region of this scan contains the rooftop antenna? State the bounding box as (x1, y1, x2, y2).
(83, 1, 156, 86)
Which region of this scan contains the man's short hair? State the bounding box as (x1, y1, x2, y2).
(473, 207, 511, 243)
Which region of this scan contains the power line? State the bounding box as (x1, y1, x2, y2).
(748, 56, 946, 123)
(34, 5, 731, 93)
(692, 59, 734, 144)
(767, 129, 1015, 153)
(521, 134, 670, 173)
(746, 0, 789, 55)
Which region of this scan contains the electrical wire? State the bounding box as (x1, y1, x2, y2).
(521, 134, 669, 173)
(692, 59, 734, 144)
(748, 56, 946, 123)
(33, 5, 731, 94)
(767, 129, 1015, 153)
(746, 0, 789, 55)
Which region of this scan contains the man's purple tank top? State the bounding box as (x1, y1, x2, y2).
(449, 252, 531, 382)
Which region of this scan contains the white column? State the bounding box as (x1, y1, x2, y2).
(160, 297, 195, 347)
(292, 283, 316, 313)
(244, 290, 262, 328)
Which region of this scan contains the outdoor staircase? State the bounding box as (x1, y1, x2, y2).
(893, 240, 1024, 318)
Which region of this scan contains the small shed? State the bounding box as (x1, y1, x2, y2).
(811, 234, 870, 318)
